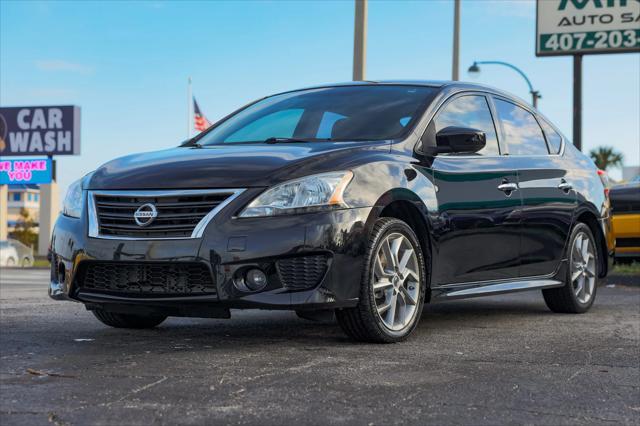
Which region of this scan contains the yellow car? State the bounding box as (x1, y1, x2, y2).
(610, 176, 640, 261)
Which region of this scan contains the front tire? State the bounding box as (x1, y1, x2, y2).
(543, 222, 598, 313)
(336, 218, 427, 343)
(92, 309, 167, 329)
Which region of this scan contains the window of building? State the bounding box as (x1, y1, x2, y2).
(12, 193, 20, 201)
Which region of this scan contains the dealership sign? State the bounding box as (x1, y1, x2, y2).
(0, 158, 53, 185)
(536, 0, 640, 56)
(0, 106, 81, 156)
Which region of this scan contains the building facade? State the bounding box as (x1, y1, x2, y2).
(6, 184, 40, 232)
(622, 166, 640, 182)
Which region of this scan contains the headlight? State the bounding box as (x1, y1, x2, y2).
(62, 179, 83, 218)
(239, 171, 354, 217)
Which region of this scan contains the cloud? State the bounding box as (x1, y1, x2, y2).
(35, 60, 93, 74)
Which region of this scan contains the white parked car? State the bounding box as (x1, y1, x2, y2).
(0, 239, 34, 267)
(0, 241, 19, 267)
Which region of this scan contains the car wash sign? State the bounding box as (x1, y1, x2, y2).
(0, 106, 81, 156)
(536, 0, 640, 56)
(0, 158, 53, 185)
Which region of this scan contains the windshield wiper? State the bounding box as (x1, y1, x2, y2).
(263, 137, 335, 144)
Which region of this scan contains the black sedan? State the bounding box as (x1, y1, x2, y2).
(50, 81, 612, 342)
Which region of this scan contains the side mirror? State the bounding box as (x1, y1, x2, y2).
(435, 126, 486, 154)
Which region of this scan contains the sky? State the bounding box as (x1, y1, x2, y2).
(1, 0, 639, 202)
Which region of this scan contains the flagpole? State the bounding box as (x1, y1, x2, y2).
(187, 76, 192, 139)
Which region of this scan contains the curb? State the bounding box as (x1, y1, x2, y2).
(605, 274, 640, 287)
(1, 266, 50, 271)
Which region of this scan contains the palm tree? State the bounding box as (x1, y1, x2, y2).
(589, 146, 624, 171)
(9, 208, 38, 250)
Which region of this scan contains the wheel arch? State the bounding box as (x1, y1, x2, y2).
(367, 189, 434, 299)
(574, 206, 609, 278)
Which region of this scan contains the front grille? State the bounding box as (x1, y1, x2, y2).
(92, 191, 237, 238)
(77, 262, 216, 296)
(617, 238, 640, 248)
(277, 255, 330, 290)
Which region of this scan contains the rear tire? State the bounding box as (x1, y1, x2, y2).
(336, 217, 427, 343)
(543, 222, 598, 313)
(92, 309, 166, 329)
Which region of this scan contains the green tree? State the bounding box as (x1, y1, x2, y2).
(9, 208, 38, 251)
(589, 146, 624, 171)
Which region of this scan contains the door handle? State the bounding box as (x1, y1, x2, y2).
(497, 182, 518, 193)
(558, 181, 573, 192)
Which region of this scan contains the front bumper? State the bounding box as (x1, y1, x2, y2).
(49, 204, 374, 315)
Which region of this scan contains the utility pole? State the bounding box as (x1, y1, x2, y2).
(452, 0, 460, 81)
(353, 0, 367, 81)
(187, 77, 193, 139)
(573, 55, 582, 151)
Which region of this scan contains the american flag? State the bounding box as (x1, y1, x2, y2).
(193, 97, 211, 132)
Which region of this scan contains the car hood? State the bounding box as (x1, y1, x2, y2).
(87, 141, 388, 189)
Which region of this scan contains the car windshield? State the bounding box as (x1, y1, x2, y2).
(198, 85, 436, 145)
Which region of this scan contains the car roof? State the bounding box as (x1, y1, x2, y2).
(291, 79, 506, 90)
(274, 80, 530, 109)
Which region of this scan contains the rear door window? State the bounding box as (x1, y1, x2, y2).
(494, 99, 548, 155)
(539, 117, 563, 154)
(433, 95, 500, 156)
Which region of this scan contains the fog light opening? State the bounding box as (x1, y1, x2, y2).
(245, 268, 267, 291)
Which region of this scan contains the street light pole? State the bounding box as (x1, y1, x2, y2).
(452, 0, 460, 81)
(468, 61, 541, 108)
(187, 76, 192, 139)
(353, 0, 367, 81)
(573, 54, 582, 151)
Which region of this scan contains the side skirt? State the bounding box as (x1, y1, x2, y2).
(431, 278, 564, 301)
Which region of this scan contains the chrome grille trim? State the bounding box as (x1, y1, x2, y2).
(87, 189, 245, 240)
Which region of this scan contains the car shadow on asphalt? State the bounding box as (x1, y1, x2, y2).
(58, 296, 553, 352)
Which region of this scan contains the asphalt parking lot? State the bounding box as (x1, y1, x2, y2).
(1, 268, 638, 425)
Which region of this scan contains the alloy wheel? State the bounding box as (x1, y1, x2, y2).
(372, 232, 421, 331)
(570, 231, 596, 304)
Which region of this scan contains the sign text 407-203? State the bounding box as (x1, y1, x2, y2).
(541, 29, 640, 54)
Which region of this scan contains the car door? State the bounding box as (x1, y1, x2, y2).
(492, 97, 576, 277)
(424, 93, 523, 285)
